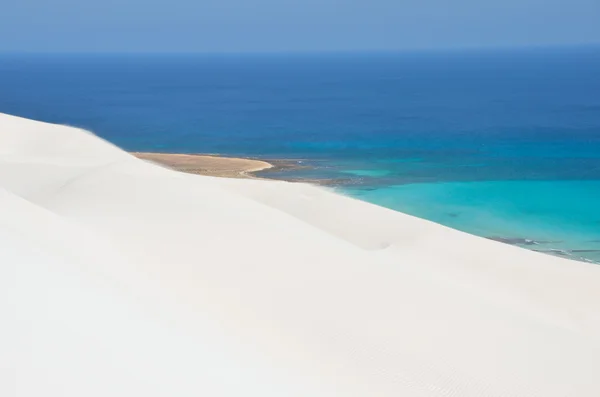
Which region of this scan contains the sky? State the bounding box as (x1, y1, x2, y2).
(1, 0, 599, 53)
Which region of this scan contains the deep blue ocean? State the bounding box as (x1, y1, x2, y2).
(1, 48, 600, 262)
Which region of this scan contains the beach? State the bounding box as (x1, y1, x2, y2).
(3, 112, 600, 396)
(133, 152, 274, 178)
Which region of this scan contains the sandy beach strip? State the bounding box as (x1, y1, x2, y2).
(132, 152, 273, 178)
(133, 152, 350, 185)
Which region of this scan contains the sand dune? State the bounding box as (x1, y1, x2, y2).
(2, 112, 600, 396)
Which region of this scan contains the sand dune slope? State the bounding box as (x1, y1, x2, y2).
(2, 113, 600, 396)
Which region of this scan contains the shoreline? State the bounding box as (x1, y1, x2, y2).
(132, 152, 277, 179)
(133, 152, 353, 186)
(133, 151, 599, 263)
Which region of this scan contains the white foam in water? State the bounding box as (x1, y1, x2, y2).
(2, 112, 600, 396)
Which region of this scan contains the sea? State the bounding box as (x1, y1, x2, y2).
(1, 47, 600, 262)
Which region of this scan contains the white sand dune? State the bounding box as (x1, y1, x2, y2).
(2, 112, 600, 396)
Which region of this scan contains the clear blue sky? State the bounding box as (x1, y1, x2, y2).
(2, 0, 599, 53)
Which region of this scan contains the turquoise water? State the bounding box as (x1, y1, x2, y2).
(345, 181, 600, 262)
(1, 48, 599, 262)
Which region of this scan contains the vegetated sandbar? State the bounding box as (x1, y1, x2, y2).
(133, 152, 351, 185)
(133, 152, 274, 178)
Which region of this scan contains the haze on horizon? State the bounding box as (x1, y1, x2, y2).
(2, 0, 599, 53)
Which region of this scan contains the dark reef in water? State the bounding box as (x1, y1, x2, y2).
(486, 236, 600, 264)
(533, 249, 600, 263)
(486, 237, 561, 246)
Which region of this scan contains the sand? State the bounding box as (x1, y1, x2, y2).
(132, 152, 273, 178)
(2, 112, 600, 396)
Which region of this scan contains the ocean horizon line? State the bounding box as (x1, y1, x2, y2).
(2, 42, 600, 57)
